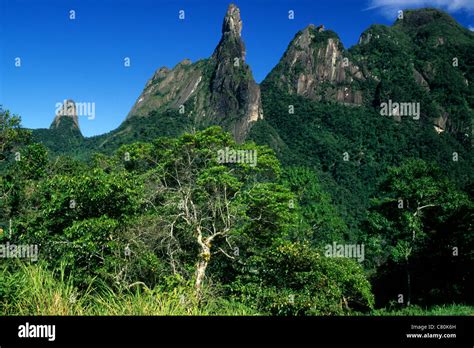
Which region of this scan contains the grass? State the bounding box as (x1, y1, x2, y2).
(371, 305, 474, 316)
(0, 262, 258, 316)
(1, 263, 472, 316)
(0, 262, 92, 315)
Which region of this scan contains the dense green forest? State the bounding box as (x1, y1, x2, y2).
(1, 107, 472, 315)
(1, 7, 473, 316)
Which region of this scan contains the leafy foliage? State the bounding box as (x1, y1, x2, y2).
(2, 8, 473, 315)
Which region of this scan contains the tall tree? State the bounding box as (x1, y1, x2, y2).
(367, 159, 469, 305)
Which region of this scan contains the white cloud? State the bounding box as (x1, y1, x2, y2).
(367, 0, 474, 18)
(469, 25, 474, 31)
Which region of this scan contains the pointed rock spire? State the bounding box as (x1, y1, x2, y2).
(50, 99, 80, 130)
(213, 3, 246, 62)
(126, 3, 262, 142)
(222, 3, 243, 37)
(209, 3, 263, 141)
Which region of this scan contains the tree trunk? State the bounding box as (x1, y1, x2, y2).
(195, 243, 211, 294)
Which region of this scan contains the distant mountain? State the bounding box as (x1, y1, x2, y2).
(126, 3, 263, 142)
(263, 25, 366, 105)
(32, 100, 83, 155)
(50, 99, 81, 132)
(350, 8, 474, 133)
(32, 3, 265, 158)
(257, 7, 473, 230)
(31, 6, 473, 165)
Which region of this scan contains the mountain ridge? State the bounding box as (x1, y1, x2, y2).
(30, 6, 473, 156)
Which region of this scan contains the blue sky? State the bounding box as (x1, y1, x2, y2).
(1, 0, 473, 136)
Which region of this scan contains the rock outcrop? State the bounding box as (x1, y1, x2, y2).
(264, 25, 365, 105)
(207, 3, 263, 141)
(50, 99, 81, 131)
(127, 3, 263, 142)
(127, 59, 203, 118)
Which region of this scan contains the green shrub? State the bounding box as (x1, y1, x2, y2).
(230, 241, 374, 315)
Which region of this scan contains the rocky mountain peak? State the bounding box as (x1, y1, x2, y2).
(126, 3, 262, 142)
(222, 4, 242, 38)
(293, 25, 317, 49)
(213, 4, 246, 62)
(209, 3, 262, 141)
(180, 58, 192, 66)
(264, 26, 365, 105)
(50, 99, 80, 131)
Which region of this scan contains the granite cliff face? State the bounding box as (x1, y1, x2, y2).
(264, 25, 366, 105)
(127, 4, 263, 142)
